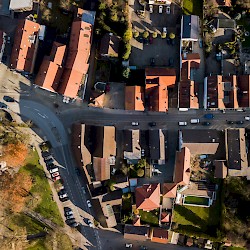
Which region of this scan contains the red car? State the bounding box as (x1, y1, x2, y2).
(53, 175, 61, 182)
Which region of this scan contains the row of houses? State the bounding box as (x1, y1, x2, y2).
(8, 8, 95, 98)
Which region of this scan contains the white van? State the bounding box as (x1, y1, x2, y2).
(178, 122, 187, 126)
(190, 119, 200, 124)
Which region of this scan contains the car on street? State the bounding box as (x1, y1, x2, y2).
(149, 4, 153, 13)
(81, 186, 86, 194)
(64, 207, 73, 216)
(178, 121, 187, 126)
(0, 102, 8, 109)
(87, 200, 92, 208)
(51, 172, 60, 177)
(166, 5, 170, 14)
(227, 121, 234, 124)
(52, 175, 61, 181)
(132, 122, 139, 126)
(140, 246, 148, 250)
(245, 116, 250, 121)
(143, 38, 149, 45)
(149, 122, 156, 127)
(236, 120, 244, 124)
(163, 27, 167, 34)
(66, 214, 74, 220)
(87, 219, 94, 227)
(209, 24, 217, 33)
(49, 167, 59, 174)
(159, 5, 163, 13)
(3, 96, 15, 102)
(66, 218, 76, 225)
(141, 149, 145, 157)
(125, 243, 133, 248)
(202, 122, 211, 126)
(150, 57, 155, 66)
(204, 114, 214, 119)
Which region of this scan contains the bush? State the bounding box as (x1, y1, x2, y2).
(137, 168, 144, 177)
(152, 31, 157, 38)
(122, 67, 130, 78)
(169, 32, 175, 39)
(99, 2, 106, 10)
(123, 27, 132, 42)
(133, 30, 139, 38)
(122, 43, 131, 60)
(143, 31, 149, 38)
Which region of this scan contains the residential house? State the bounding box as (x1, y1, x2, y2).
(150, 228, 168, 244)
(179, 129, 222, 155)
(57, 10, 95, 98)
(124, 225, 149, 241)
(162, 183, 177, 198)
(123, 129, 141, 164)
(112, 175, 129, 193)
(35, 42, 66, 92)
(181, 15, 200, 43)
(9, 0, 33, 12)
(148, 129, 165, 165)
(100, 33, 121, 58)
(179, 53, 200, 109)
(214, 160, 227, 178)
(135, 183, 160, 211)
(145, 68, 176, 112)
(125, 86, 145, 111)
(174, 147, 191, 186)
(160, 211, 171, 224)
(237, 75, 250, 107)
(0, 30, 6, 63)
(10, 19, 40, 73)
(225, 128, 250, 179)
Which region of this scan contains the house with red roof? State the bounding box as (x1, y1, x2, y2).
(10, 19, 40, 73)
(135, 183, 160, 211)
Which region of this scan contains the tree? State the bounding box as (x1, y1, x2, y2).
(122, 43, 131, 60)
(143, 31, 149, 38)
(133, 30, 139, 38)
(152, 31, 157, 38)
(99, 2, 107, 11)
(123, 28, 133, 42)
(169, 32, 175, 39)
(137, 168, 144, 177)
(122, 193, 131, 199)
(161, 32, 167, 39)
(137, 158, 146, 168)
(122, 67, 130, 78)
(236, 0, 250, 9)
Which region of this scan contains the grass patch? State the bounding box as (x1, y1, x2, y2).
(184, 196, 210, 206)
(139, 209, 159, 226)
(20, 150, 64, 227)
(183, 0, 203, 17)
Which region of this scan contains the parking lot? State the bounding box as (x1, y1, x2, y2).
(130, 1, 181, 69)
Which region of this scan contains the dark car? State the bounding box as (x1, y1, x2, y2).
(42, 151, 51, 158)
(202, 122, 211, 126)
(171, 38, 175, 46)
(169, 58, 174, 67)
(143, 38, 149, 45)
(204, 114, 214, 119)
(227, 121, 234, 124)
(45, 158, 54, 165)
(139, 37, 143, 43)
(236, 120, 244, 124)
(3, 96, 15, 102)
(166, 37, 171, 45)
(66, 218, 76, 225)
(149, 35, 153, 44)
(149, 122, 156, 127)
(0, 102, 8, 109)
(150, 58, 155, 67)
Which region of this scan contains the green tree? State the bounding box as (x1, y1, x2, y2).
(122, 43, 131, 60)
(99, 2, 106, 10)
(137, 168, 144, 177)
(137, 158, 146, 168)
(133, 30, 139, 38)
(169, 32, 175, 39)
(123, 28, 133, 42)
(152, 31, 158, 38)
(143, 31, 149, 38)
(122, 67, 130, 78)
(122, 193, 132, 199)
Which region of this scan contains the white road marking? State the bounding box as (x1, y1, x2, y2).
(38, 113, 46, 118)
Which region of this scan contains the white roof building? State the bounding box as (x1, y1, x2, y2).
(9, 0, 33, 12)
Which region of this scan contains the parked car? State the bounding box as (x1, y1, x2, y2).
(171, 38, 175, 46)
(66, 218, 76, 225)
(141, 149, 145, 157)
(202, 122, 211, 126)
(42, 151, 51, 159)
(51, 172, 60, 178)
(125, 244, 133, 248)
(66, 214, 74, 220)
(227, 121, 234, 124)
(87, 219, 94, 227)
(45, 157, 54, 165)
(52, 176, 61, 181)
(69, 222, 79, 228)
(159, 5, 163, 13)
(166, 5, 170, 14)
(149, 4, 153, 13)
(64, 207, 73, 216)
(3, 96, 14, 102)
(132, 122, 139, 126)
(49, 167, 59, 174)
(0, 102, 8, 109)
(236, 120, 244, 124)
(87, 200, 92, 208)
(140, 246, 148, 250)
(150, 57, 155, 66)
(209, 24, 217, 33)
(204, 114, 214, 119)
(245, 116, 250, 121)
(163, 27, 167, 34)
(178, 122, 187, 126)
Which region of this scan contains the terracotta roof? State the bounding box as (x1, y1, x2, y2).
(133, 216, 141, 226)
(145, 68, 176, 112)
(181, 53, 200, 80)
(151, 228, 168, 244)
(93, 157, 110, 181)
(161, 212, 171, 223)
(162, 183, 177, 198)
(174, 147, 191, 186)
(100, 33, 121, 57)
(214, 160, 227, 178)
(10, 19, 40, 73)
(135, 183, 160, 211)
(35, 42, 66, 91)
(58, 19, 93, 98)
(125, 86, 145, 111)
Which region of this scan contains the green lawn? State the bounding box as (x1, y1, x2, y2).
(139, 209, 159, 226)
(184, 196, 210, 206)
(20, 150, 64, 227)
(183, 0, 203, 17)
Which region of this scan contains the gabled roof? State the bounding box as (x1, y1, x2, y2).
(93, 157, 110, 181)
(162, 183, 177, 198)
(151, 228, 168, 244)
(10, 19, 40, 73)
(182, 15, 199, 41)
(125, 86, 145, 111)
(214, 160, 227, 178)
(174, 147, 191, 186)
(135, 184, 160, 211)
(148, 129, 165, 162)
(161, 212, 171, 223)
(100, 33, 121, 57)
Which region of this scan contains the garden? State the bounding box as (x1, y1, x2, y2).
(183, 196, 210, 207)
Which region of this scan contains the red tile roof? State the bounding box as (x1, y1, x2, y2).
(161, 212, 171, 223)
(125, 86, 145, 111)
(174, 147, 191, 185)
(35, 42, 66, 91)
(162, 183, 177, 198)
(10, 19, 40, 73)
(135, 184, 160, 211)
(58, 19, 93, 98)
(145, 68, 176, 112)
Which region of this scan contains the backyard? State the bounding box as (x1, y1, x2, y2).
(182, 0, 203, 17)
(139, 209, 159, 226)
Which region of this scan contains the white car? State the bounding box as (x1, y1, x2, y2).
(125, 243, 133, 248)
(59, 193, 68, 199)
(159, 5, 163, 13)
(49, 167, 59, 174)
(132, 122, 139, 126)
(163, 27, 167, 34)
(166, 5, 171, 14)
(245, 116, 250, 121)
(66, 214, 74, 220)
(87, 200, 92, 208)
(65, 210, 73, 216)
(87, 219, 94, 227)
(149, 5, 153, 13)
